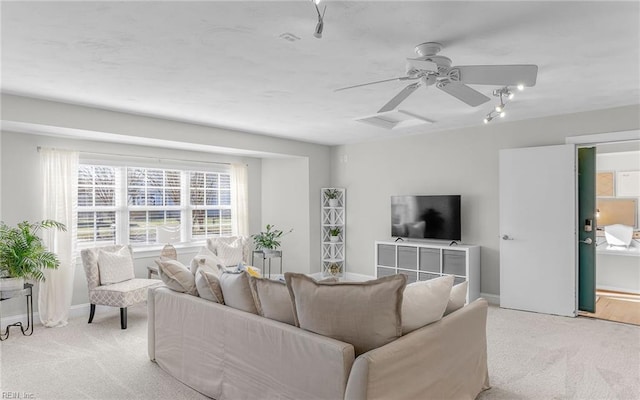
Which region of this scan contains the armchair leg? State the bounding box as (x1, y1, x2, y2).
(120, 307, 127, 330)
(88, 304, 96, 324)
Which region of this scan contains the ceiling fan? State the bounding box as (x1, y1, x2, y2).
(335, 42, 538, 113)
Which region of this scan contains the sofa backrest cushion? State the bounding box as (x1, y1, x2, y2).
(190, 246, 224, 276)
(401, 275, 454, 334)
(285, 272, 407, 356)
(196, 269, 225, 303)
(444, 281, 469, 316)
(248, 276, 295, 325)
(219, 271, 258, 314)
(155, 258, 198, 296)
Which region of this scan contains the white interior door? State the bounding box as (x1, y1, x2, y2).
(499, 144, 577, 317)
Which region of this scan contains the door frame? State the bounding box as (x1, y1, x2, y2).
(567, 129, 640, 314)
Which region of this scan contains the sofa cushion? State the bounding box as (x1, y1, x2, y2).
(97, 246, 135, 285)
(248, 276, 295, 325)
(217, 239, 244, 267)
(285, 272, 407, 355)
(190, 246, 223, 276)
(195, 269, 224, 303)
(218, 271, 258, 314)
(402, 275, 454, 334)
(155, 258, 198, 296)
(444, 281, 469, 316)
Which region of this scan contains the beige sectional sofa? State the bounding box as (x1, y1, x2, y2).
(148, 286, 490, 400)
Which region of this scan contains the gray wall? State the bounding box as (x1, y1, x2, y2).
(330, 104, 640, 296)
(261, 157, 310, 273)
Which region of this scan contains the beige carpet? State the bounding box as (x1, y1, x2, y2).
(2, 303, 639, 399)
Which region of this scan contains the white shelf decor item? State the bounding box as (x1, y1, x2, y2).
(321, 188, 346, 277)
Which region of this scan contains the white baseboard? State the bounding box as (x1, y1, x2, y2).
(1, 303, 121, 327)
(597, 285, 640, 295)
(480, 292, 500, 305)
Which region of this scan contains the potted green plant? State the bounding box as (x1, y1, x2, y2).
(329, 227, 341, 242)
(324, 189, 340, 207)
(251, 224, 292, 256)
(0, 220, 66, 291)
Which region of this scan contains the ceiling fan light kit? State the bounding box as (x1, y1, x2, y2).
(335, 41, 539, 123)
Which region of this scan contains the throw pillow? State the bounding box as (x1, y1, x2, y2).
(195, 269, 224, 303)
(401, 275, 454, 334)
(248, 276, 295, 325)
(190, 246, 224, 276)
(97, 246, 135, 285)
(444, 281, 469, 316)
(285, 273, 407, 356)
(218, 271, 258, 314)
(217, 239, 244, 267)
(155, 258, 198, 296)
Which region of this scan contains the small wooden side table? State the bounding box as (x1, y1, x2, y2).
(0, 283, 34, 340)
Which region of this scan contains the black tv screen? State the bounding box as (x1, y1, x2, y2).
(391, 195, 461, 240)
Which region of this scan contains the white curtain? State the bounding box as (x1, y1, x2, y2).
(231, 163, 249, 237)
(39, 148, 78, 327)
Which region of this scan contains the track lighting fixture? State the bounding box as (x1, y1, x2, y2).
(483, 86, 515, 124)
(312, 0, 327, 39)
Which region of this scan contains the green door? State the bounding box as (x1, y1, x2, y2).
(578, 147, 596, 312)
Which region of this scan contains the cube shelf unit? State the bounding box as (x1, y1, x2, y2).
(321, 188, 345, 277)
(375, 241, 480, 302)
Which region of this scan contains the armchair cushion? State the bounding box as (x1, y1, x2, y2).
(216, 239, 244, 267)
(89, 278, 161, 308)
(401, 275, 454, 334)
(98, 246, 135, 285)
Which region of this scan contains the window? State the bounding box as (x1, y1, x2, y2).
(77, 163, 232, 248)
(77, 165, 117, 245)
(127, 168, 182, 244)
(190, 172, 232, 238)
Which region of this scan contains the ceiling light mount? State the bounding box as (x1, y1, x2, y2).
(312, 0, 327, 39)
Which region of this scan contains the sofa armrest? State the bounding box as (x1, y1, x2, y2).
(147, 286, 157, 361)
(345, 298, 490, 400)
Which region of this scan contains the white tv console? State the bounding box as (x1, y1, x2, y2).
(375, 240, 480, 302)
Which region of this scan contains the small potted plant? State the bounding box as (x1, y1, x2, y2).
(329, 227, 341, 242)
(251, 224, 292, 256)
(324, 189, 340, 207)
(0, 220, 66, 291)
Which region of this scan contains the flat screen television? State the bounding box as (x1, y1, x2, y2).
(391, 195, 461, 240)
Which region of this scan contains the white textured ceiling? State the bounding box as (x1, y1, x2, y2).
(1, 1, 639, 145)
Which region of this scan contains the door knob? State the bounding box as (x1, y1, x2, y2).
(502, 235, 514, 240)
(579, 238, 593, 245)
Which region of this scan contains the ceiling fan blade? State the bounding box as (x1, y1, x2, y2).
(406, 58, 438, 72)
(452, 65, 538, 87)
(334, 76, 414, 92)
(378, 82, 421, 113)
(437, 82, 491, 107)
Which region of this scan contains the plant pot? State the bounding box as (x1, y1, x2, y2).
(328, 199, 339, 207)
(0, 277, 25, 291)
(330, 236, 339, 242)
(262, 249, 281, 258)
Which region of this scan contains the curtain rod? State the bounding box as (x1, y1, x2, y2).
(36, 146, 232, 166)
